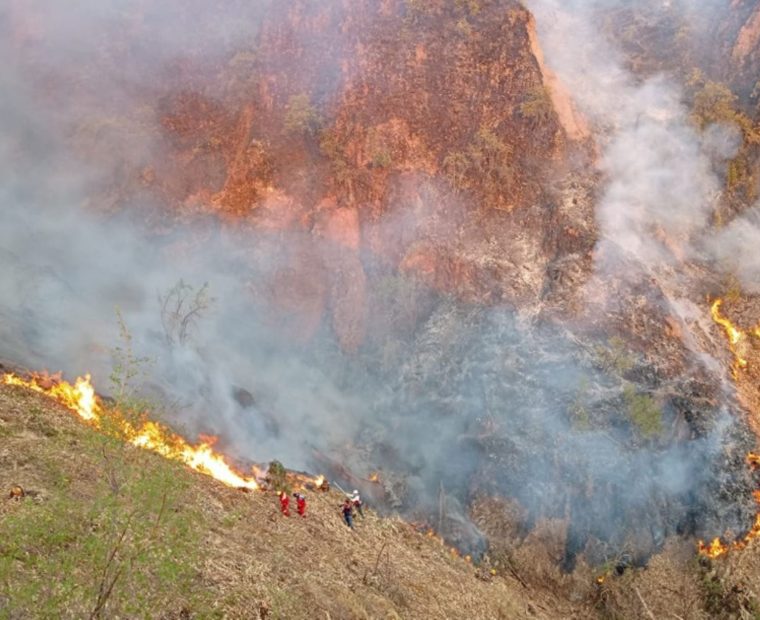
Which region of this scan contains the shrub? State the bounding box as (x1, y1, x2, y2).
(372, 149, 393, 168)
(283, 94, 321, 136)
(520, 86, 555, 124)
(595, 336, 635, 376)
(110, 307, 151, 406)
(320, 128, 360, 194)
(623, 384, 663, 438)
(455, 0, 481, 15)
(159, 279, 214, 347)
(267, 460, 289, 493)
(443, 126, 514, 206)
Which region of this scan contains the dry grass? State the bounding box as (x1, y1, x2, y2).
(7, 381, 753, 618)
(0, 383, 547, 619)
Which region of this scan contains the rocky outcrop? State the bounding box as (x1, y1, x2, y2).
(5, 0, 596, 350)
(732, 4, 760, 64)
(525, 14, 591, 143)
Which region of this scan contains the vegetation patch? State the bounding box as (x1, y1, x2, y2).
(623, 384, 663, 439)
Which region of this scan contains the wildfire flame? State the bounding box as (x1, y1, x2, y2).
(4, 372, 98, 420)
(697, 453, 760, 558)
(749, 453, 759, 471)
(2, 372, 259, 490)
(710, 298, 757, 375)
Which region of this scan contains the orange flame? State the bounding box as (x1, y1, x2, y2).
(2, 372, 258, 491)
(749, 453, 759, 471)
(3, 373, 98, 421)
(710, 299, 750, 374)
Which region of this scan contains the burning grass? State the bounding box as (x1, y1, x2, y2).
(0, 374, 546, 618)
(2, 372, 262, 491)
(710, 298, 760, 376)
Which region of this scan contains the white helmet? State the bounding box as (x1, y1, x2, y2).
(352, 490, 359, 495)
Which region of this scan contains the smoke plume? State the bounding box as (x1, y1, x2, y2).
(0, 0, 756, 562)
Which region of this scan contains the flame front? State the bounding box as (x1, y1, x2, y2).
(749, 453, 759, 471)
(711, 299, 751, 374)
(2, 372, 258, 491)
(3, 373, 99, 421)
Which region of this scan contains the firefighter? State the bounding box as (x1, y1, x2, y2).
(279, 491, 290, 516)
(351, 489, 364, 518)
(293, 492, 307, 517)
(341, 496, 354, 529)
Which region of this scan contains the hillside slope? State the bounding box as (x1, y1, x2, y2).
(0, 380, 586, 619)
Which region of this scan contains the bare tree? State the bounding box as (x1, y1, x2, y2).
(159, 280, 213, 346)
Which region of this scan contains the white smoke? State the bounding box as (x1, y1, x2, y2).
(0, 0, 755, 559)
(526, 0, 727, 271)
(708, 206, 760, 293)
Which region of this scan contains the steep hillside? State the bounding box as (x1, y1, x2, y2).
(2, 0, 596, 350)
(4, 2, 760, 618)
(0, 378, 583, 619)
(3, 374, 760, 619)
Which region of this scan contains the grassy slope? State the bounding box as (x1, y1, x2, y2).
(0, 382, 582, 620)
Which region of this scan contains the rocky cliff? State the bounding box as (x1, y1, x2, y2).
(5, 0, 598, 352)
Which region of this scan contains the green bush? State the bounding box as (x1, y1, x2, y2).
(690, 77, 759, 142)
(623, 385, 663, 439)
(569, 378, 592, 430)
(267, 460, 289, 493)
(455, 0, 481, 15)
(372, 149, 393, 168)
(283, 94, 321, 136)
(443, 126, 514, 206)
(320, 128, 357, 192)
(595, 336, 635, 376)
(520, 86, 555, 124)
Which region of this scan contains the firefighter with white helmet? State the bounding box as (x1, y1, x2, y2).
(351, 489, 364, 517)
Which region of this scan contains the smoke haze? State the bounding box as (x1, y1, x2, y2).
(0, 0, 756, 561)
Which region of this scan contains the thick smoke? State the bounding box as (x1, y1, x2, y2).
(708, 206, 760, 294)
(527, 0, 726, 269)
(525, 0, 757, 552)
(0, 0, 755, 563)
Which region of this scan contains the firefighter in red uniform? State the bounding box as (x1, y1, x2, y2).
(293, 492, 307, 517)
(279, 491, 290, 516)
(341, 497, 354, 529)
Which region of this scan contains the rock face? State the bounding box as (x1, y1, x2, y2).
(4, 0, 595, 349)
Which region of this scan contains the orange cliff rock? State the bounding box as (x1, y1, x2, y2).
(5, 0, 599, 351)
